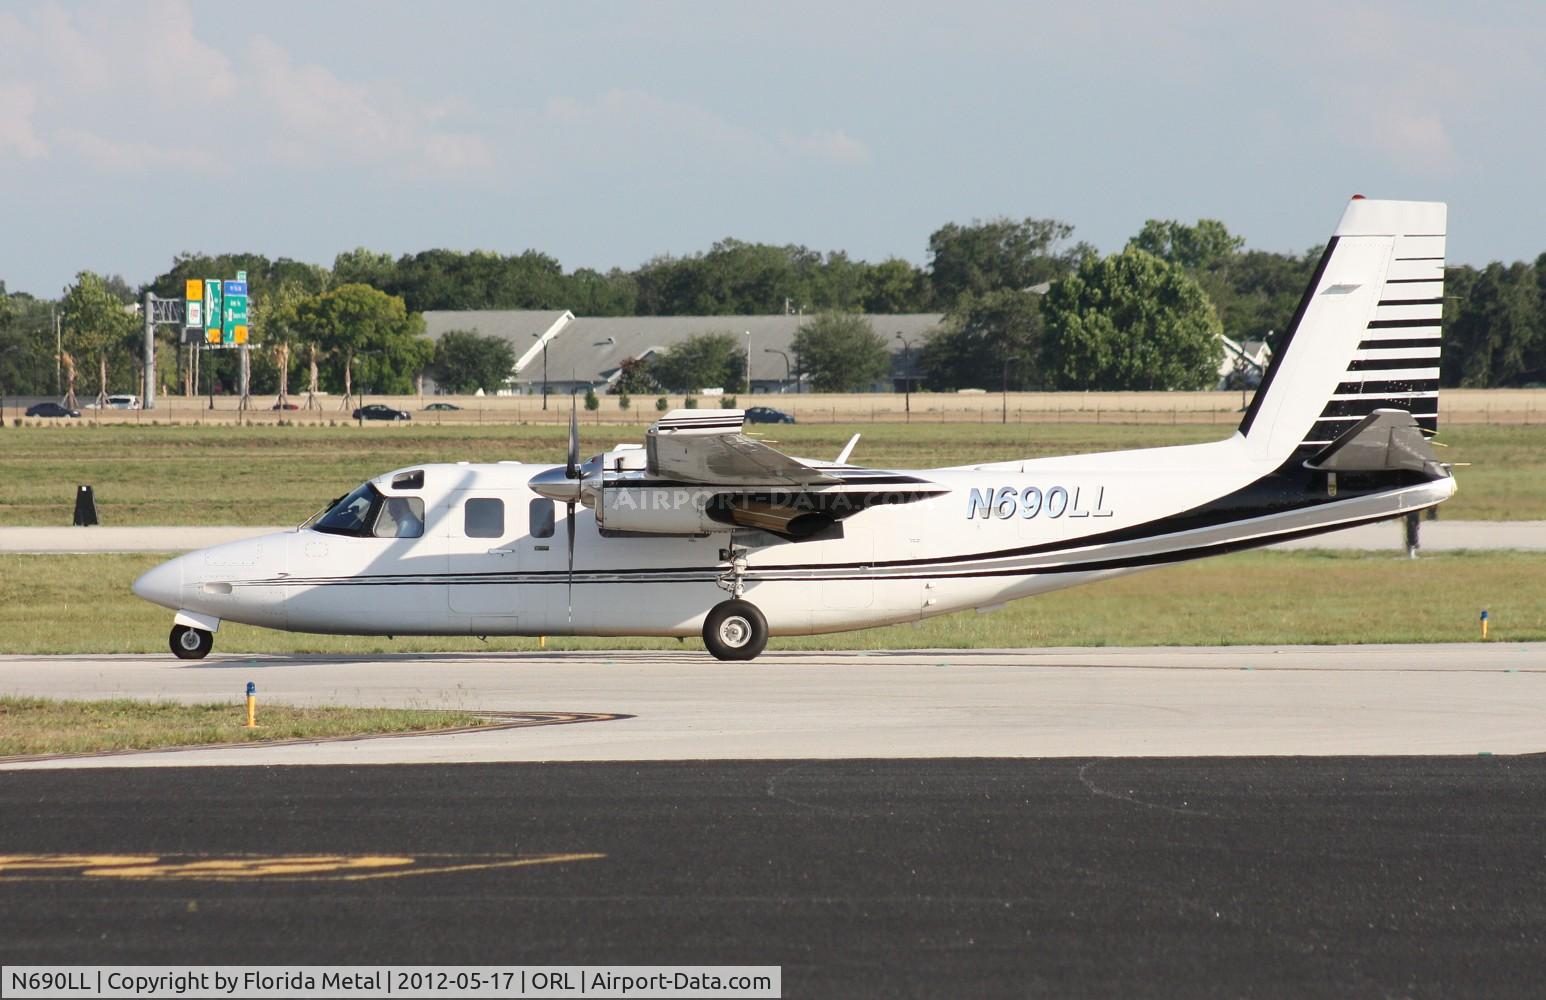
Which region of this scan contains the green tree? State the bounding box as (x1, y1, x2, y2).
(1040, 248, 1223, 390)
(61, 271, 137, 405)
(0, 290, 57, 396)
(861, 257, 932, 312)
(927, 217, 1091, 309)
(584, 386, 599, 411)
(1443, 262, 1540, 387)
(429, 329, 516, 394)
(332, 248, 397, 289)
(647, 332, 744, 392)
(1127, 219, 1244, 270)
(292, 284, 433, 397)
(613, 356, 660, 395)
(791, 313, 891, 391)
(919, 288, 1044, 391)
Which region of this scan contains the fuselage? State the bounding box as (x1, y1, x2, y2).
(132, 431, 1454, 640)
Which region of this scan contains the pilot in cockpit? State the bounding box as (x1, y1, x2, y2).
(377, 496, 424, 538)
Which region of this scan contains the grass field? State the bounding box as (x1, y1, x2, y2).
(1, 550, 1536, 654)
(1, 421, 1541, 524)
(0, 697, 486, 757)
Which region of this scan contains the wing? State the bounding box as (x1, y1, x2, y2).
(646, 409, 838, 486)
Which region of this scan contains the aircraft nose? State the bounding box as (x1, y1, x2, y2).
(132, 556, 184, 609)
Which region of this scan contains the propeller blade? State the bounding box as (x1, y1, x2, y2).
(566, 399, 579, 479)
(566, 499, 576, 626)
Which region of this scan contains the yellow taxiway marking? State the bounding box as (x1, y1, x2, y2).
(0, 852, 604, 882)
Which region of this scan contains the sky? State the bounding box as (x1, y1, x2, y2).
(1, 0, 1543, 297)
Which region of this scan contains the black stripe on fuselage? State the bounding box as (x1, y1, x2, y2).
(1319, 396, 1436, 418)
(1334, 378, 1439, 395)
(255, 503, 1437, 591)
(1366, 318, 1441, 329)
(1376, 297, 1444, 307)
(1346, 357, 1440, 372)
(1356, 338, 1442, 351)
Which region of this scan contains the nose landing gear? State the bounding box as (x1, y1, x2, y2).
(170, 624, 214, 660)
(703, 599, 768, 661)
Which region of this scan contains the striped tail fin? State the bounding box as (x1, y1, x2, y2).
(1239, 197, 1445, 460)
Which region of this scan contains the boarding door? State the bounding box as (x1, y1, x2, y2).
(446, 491, 528, 623)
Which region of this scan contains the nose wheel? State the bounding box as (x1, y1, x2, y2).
(702, 599, 768, 661)
(170, 624, 213, 660)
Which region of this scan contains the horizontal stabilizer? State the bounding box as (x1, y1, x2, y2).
(1303, 409, 1443, 476)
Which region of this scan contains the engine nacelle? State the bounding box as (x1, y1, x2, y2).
(596, 485, 731, 535)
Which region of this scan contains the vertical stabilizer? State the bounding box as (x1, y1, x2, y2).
(1240, 198, 1445, 460)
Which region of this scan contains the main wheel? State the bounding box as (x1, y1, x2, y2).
(170, 624, 213, 660)
(702, 599, 768, 661)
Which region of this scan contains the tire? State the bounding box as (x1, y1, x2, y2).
(702, 599, 768, 661)
(170, 625, 213, 660)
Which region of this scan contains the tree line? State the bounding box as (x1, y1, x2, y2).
(3, 218, 1544, 400)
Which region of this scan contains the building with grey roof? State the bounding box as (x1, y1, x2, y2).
(421, 310, 945, 395)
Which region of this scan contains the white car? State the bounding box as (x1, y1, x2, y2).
(84, 394, 142, 410)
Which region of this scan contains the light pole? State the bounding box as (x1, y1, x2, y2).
(744, 330, 751, 395)
(764, 348, 791, 393)
(531, 332, 549, 410)
(895, 332, 913, 422)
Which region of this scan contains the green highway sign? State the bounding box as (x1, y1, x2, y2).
(223, 279, 249, 344)
(204, 278, 223, 344)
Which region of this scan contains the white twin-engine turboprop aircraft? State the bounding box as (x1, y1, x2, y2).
(134, 198, 1454, 660)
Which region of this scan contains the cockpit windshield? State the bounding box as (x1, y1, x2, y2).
(308, 482, 426, 539)
(312, 483, 383, 536)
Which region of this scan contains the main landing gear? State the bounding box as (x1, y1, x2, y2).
(170, 624, 213, 660)
(705, 543, 768, 661)
(703, 599, 768, 661)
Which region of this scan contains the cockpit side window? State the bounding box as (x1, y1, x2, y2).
(529, 498, 555, 539)
(312, 483, 382, 537)
(373, 496, 425, 538)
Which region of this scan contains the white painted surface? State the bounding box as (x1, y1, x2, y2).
(2, 643, 1542, 769)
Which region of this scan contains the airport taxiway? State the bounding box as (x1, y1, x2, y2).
(2, 643, 1542, 768)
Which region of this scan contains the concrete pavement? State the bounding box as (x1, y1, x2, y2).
(2, 643, 1542, 767)
(0, 525, 290, 553)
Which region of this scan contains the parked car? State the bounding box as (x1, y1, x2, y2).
(745, 405, 796, 424)
(424, 402, 462, 411)
(353, 403, 412, 421)
(25, 401, 80, 418)
(81, 394, 141, 410)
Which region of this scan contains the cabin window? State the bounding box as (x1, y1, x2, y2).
(373, 496, 425, 538)
(392, 469, 424, 490)
(529, 498, 555, 539)
(465, 498, 505, 538)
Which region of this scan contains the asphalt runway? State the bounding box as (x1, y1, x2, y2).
(3, 758, 1544, 997)
(3, 644, 1544, 767)
(5, 645, 1545, 994)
